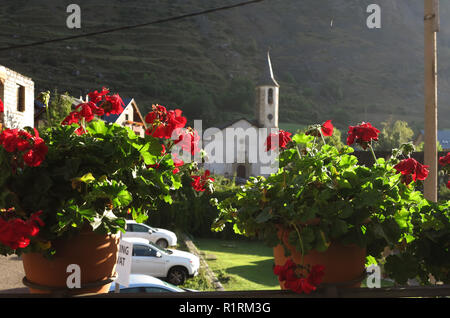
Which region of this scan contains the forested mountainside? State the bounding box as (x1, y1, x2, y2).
(1, 0, 449, 131)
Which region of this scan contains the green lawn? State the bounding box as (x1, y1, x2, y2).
(194, 238, 280, 291)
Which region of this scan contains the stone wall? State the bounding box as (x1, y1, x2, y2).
(0, 65, 34, 129)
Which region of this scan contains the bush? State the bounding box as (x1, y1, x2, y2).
(148, 173, 240, 239)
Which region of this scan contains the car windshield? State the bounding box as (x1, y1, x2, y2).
(161, 281, 185, 292)
(147, 241, 172, 254)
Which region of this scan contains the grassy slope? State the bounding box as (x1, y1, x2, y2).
(0, 0, 449, 131)
(194, 238, 279, 291)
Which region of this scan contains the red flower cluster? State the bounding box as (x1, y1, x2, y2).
(0, 211, 44, 250)
(171, 153, 184, 175)
(145, 105, 187, 139)
(174, 127, 201, 156)
(145, 104, 200, 157)
(394, 158, 429, 185)
(191, 170, 215, 192)
(265, 129, 292, 152)
(273, 259, 325, 294)
(0, 128, 48, 168)
(439, 152, 450, 189)
(0, 98, 3, 113)
(347, 122, 380, 149)
(88, 87, 125, 116)
(62, 88, 125, 135)
(439, 152, 450, 167)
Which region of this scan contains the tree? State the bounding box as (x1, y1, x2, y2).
(327, 127, 345, 151)
(221, 77, 255, 114)
(37, 90, 74, 129)
(374, 118, 415, 151)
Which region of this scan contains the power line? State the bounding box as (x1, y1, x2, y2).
(0, 0, 265, 52)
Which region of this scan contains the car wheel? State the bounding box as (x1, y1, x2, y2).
(156, 238, 169, 249)
(167, 267, 187, 285)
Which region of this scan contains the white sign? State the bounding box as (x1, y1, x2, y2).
(115, 239, 133, 288)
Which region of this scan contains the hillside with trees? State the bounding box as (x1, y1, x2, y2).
(1, 0, 450, 132)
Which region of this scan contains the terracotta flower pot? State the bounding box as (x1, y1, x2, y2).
(22, 229, 119, 295)
(274, 227, 366, 288)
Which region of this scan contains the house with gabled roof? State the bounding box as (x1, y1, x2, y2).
(100, 98, 147, 137)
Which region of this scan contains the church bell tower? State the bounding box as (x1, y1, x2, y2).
(256, 51, 279, 129)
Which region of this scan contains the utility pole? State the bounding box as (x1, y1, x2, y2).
(424, 0, 439, 202)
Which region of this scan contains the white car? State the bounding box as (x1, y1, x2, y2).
(123, 220, 177, 248)
(123, 237, 200, 285)
(109, 274, 190, 293)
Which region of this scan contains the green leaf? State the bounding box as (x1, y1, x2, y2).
(339, 155, 358, 167)
(292, 133, 314, 145)
(255, 208, 273, 223)
(87, 120, 108, 135)
(336, 177, 352, 189)
(331, 219, 348, 237)
(339, 206, 354, 219)
(114, 189, 133, 207)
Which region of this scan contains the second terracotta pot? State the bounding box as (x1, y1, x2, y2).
(274, 228, 366, 288)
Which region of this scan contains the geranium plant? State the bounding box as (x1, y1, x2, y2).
(212, 120, 449, 292)
(0, 89, 209, 257)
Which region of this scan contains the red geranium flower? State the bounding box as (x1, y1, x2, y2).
(321, 120, 334, 137)
(273, 260, 325, 294)
(0, 128, 48, 168)
(103, 94, 125, 115)
(171, 153, 184, 167)
(265, 129, 292, 152)
(0, 129, 21, 152)
(174, 127, 201, 155)
(439, 152, 450, 167)
(0, 211, 44, 250)
(191, 170, 214, 192)
(394, 158, 429, 185)
(307, 264, 326, 286)
(88, 87, 109, 104)
(447, 180, 450, 190)
(347, 122, 380, 149)
(61, 111, 80, 126)
(273, 259, 297, 282)
(285, 277, 317, 294)
(145, 105, 187, 139)
(22, 129, 48, 167)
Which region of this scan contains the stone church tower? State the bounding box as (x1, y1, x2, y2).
(255, 51, 279, 128)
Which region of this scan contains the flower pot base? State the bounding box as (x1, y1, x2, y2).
(274, 241, 367, 288)
(22, 274, 117, 295)
(22, 231, 119, 295)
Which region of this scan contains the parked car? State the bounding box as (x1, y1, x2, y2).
(123, 237, 200, 285)
(123, 220, 177, 248)
(109, 274, 190, 293)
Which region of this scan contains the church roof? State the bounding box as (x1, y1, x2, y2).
(215, 117, 263, 130)
(257, 51, 279, 87)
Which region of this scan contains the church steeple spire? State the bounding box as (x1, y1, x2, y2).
(258, 51, 279, 87)
(256, 51, 279, 128)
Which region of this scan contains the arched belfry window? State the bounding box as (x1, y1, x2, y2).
(268, 88, 273, 105)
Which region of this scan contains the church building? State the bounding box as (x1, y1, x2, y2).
(202, 52, 280, 181)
